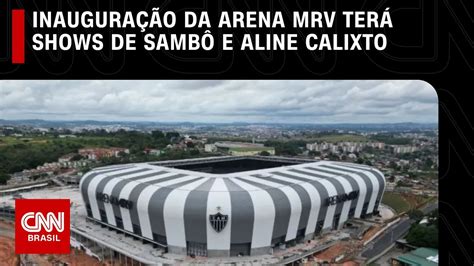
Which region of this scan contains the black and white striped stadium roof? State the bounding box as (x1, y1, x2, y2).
(79, 156, 385, 257)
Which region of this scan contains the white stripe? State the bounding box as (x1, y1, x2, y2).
(239, 175, 302, 241)
(79, 165, 130, 200)
(206, 179, 231, 251)
(269, 172, 321, 236)
(119, 172, 179, 232)
(371, 167, 386, 203)
(231, 178, 275, 249)
(137, 175, 201, 240)
(335, 162, 372, 170)
(299, 165, 353, 227)
(280, 169, 337, 230)
(320, 163, 368, 218)
(87, 167, 142, 220)
(163, 178, 210, 248)
(325, 163, 381, 213)
(93, 164, 133, 171)
(101, 169, 159, 226)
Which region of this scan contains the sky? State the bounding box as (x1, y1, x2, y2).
(0, 80, 438, 124)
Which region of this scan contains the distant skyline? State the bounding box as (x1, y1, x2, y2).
(0, 80, 438, 124)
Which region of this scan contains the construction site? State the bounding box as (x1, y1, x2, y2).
(0, 183, 411, 265)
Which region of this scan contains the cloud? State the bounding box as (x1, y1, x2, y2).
(0, 80, 438, 123)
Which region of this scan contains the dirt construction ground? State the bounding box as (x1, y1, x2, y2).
(0, 220, 102, 266)
(0, 235, 18, 266)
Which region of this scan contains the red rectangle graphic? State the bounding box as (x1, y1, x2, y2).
(12, 9, 25, 64)
(15, 199, 70, 254)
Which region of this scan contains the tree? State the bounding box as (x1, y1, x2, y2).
(190, 149, 200, 156)
(165, 132, 180, 142)
(260, 151, 271, 156)
(408, 209, 424, 221)
(406, 224, 438, 248)
(424, 158, 434, 169)
(264, 140, 305, 156)
(427, 209, 439, 228)
(389, 161, 398, 169)
(71, 154, 84, 161)
(0, 173, 10, 185)
(362, 146, 375, 153)
(151, 130, 165, 139)
(308, 151, 321, 156)
(118, 151, 129, 158)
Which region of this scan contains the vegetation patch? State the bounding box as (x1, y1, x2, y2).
(382, 192, 411, 213)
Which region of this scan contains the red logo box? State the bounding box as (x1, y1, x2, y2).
(15, 199, 70, 254)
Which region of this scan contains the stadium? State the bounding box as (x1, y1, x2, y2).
(79, 156, 385, 258)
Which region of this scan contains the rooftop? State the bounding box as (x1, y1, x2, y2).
(394, 247, 439, 266)
(166, 156, 300, 174)
(87, 156, 378, 193)
(0, 185, 340, 264)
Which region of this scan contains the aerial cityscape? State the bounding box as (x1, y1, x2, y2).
(0, 80, 438, 265)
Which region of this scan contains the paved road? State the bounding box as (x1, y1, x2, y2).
(361, 202, 438, 260)
(420, 202, 438, 214)
(361, 218, 413, 258)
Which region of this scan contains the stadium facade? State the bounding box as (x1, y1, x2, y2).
(79, 156, 385, 257)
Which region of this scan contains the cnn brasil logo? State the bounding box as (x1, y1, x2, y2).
(15, 199, 70, 254)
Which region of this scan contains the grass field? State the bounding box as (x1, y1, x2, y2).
(382, 192, 412, 213)
(0, 136, 47, 145)
(0, 136, 116, 147)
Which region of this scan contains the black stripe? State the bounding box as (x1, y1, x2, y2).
(252, 174, 311, 232)
(334, 164, 385, 200)
(95, 169, 157, 222)
(148, 177, 204, 243)
(308, 166, 360, 214)
(223, 179, 255, 244)
(79, 166, 136, 217)
(318, 165, 373, 216)
(108, 171, 171, 229)
(128, 173, 187, 232)
(184, 178, 215, 243)
(324, 164, 383, 215)
(290, 168, 346, 223)
(234, 177, 291, 242)
(270, 171, 329, 233)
